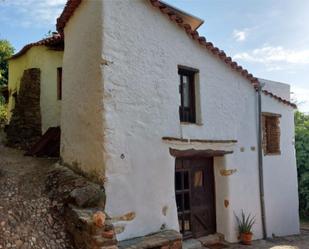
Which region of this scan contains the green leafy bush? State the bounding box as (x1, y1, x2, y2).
(0, 96, 7, 128)
(0, 39, 15, 86)
(295, 111, 309, 218)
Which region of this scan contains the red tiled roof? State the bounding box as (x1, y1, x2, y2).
(56, 0, 82, 34)
(56, 0, 296, 109)
(149, 0, 296, 108)
(10, 34, 64, 60)
(262, 90, 297, 108)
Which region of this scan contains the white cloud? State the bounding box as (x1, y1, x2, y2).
(291, 86, 309, 113)
(234, 46, 309, 65)
(1, 0, 66, 26)
(233, 29, 248, 42)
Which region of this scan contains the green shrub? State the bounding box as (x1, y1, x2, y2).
(0, 97, 7, 128)
(295, 111, 309, 218)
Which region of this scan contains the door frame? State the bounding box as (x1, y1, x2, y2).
(175, 156, 217, 239)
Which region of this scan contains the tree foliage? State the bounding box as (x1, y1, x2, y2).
(0, 39, 15, 86)
(0, 96, 7, 128)
(295, 111, 309, 217)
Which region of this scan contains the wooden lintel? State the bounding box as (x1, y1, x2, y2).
(169, 148, 233, 158)
(162, 136, 237, 144)
(262, 112, 282, 118)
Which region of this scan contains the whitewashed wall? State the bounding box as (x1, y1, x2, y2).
(101, 0, 262, 242)
(61, 0, 105, 178)
(262, 95, 300, 237)
(260, 78, 291, 101)
(60, 0, 299, 243)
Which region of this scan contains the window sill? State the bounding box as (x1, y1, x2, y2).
(264, 152, 281, 156)
(180, 122, 203, 126)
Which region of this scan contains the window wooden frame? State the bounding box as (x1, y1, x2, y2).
(57, 67, 62, 100)
(178, 66, 197, 123)
(262, 113, 281, 155)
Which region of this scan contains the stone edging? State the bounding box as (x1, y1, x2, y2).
(45, 164, 118, 249)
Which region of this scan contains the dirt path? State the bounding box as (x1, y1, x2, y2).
(0, 143, 75, 249)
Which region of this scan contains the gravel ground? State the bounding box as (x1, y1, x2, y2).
(0, 142, 75, 249)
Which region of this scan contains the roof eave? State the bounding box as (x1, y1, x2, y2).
(159, 0, 204, 31)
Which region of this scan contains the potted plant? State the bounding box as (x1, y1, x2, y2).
(235, 210, 256, 245)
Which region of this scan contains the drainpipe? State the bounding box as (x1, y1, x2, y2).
(257, 82, 267, 239)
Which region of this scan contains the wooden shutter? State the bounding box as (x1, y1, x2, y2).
(57, 67, 62, 100)
(263, 113, 281, 155)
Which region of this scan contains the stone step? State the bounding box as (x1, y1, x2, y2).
(182, 239, 203, 249)
(118, 230, 182, 249)
(198, 233, 224, 247)
(183, 234, 226, 249)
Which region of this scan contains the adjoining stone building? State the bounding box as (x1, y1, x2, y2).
(6, 34, 63, 147)
(8, 0, 300, 247)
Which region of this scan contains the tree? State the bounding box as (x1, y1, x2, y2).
(44, 30, 53, 38)
(295, 111, 309, 218)
(0, 39, 15, 86)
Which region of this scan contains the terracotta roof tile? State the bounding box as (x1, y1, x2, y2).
(262, 90, 297, 108)
(10, 34, 63, 60)
(149, 0, 296, 108)
(56, 0, 82, 35)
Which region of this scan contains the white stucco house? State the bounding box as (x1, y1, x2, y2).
(54, 0, 299, 244)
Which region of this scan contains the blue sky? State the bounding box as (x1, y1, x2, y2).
(0, 0, 308, 112)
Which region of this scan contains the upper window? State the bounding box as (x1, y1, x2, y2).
(57, 67, 62, 100)
(178, 67, 197, 123)
(262, 113, 281, 155)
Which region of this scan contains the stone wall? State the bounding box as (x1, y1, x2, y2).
(46, 164, 182, 249)
(46, 164, 118, 249)
(6, 68, 42, 149)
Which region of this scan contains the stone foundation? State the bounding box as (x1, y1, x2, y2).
(6, 68, 42, 149)
(118, 230, 182, 249)
(46, 164, 117, 249)
(46, 164, 182, 249)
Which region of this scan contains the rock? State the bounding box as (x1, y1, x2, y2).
(69, 184, 105, 208)
(93, 211, 106, 228)
(21, 242, 29, 249)
(8, 215, 17, 227)
(198, 233, 222, 246)
(15, 240, 23, 248)
(47, 214, 54, 227)
(182, 239, 203, 249)
(102, 230, 114, 239)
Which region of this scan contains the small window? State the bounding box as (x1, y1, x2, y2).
(57, 67, 62, 100)
(194, 170, 203, 187)
(262, 113, 281, 155)
(178, 67, 197, 123)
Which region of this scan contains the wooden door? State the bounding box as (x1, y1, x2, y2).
(175, 157, 216, 239)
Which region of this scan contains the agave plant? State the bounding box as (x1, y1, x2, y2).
(235, 210, 256, 234)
